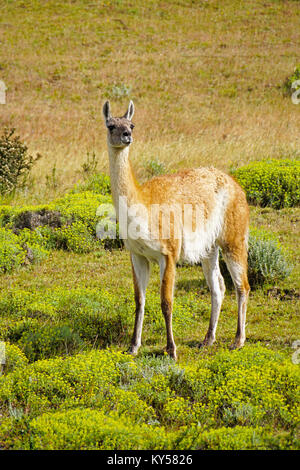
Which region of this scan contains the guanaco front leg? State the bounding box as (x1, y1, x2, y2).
(130, 253, 150, 355)
(160, 255, 177, 360)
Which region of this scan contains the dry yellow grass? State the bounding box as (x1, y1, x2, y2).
(0, 0, 299, 196)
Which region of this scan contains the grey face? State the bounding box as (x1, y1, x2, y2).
(106, 117, 135, 148)
(103, 100, 135, 149)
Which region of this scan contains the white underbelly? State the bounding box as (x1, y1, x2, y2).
(124, 236, 164, 263)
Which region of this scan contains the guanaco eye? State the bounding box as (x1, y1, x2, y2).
(108, 125, 115, 132)
(130, 124, 135, 130)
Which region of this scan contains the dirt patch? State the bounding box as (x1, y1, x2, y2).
(13, 209, 63, 231)
(267, 287, 300, 301)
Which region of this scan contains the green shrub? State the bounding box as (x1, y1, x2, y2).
(130, 374, 176, 416)
(162, 396, 206, 427)
(0, 345, 299, 449)
(168, 364, 211, 403)
(48, 191, 121, 250)
(232, 159, 300, 208)
(173, 425, 297, 450)
(117, 356, 179, 421)
(0, 349, 134, 416)
(0, 227, 49, 274)
(0, 191, 112, 235)
(0, 190, 120, 264)
(220, 229, 292, 287)
(159, 346, 299, 431)
(27, 408, 168, 450)
(143, 157, 166, 177)
(0, 288, 133, 359)
(94, 388, 156, 424)
(54, 191, 112, 231)
(16, 228, 49, 263)
(200, 346, 300, 429)
(17, 324, 85, 362)
(284, 65, 300, 95)
(247, 230, 292, 286)
(105, 83, 132, 100)
(120, 345, 298, 430)
(50, 221, 97, 253)
(0, 128, 40, 195)
(0, 343, 28, 376)
(0, 203, 54, 229)
(71, 172, 111, 195)
(0, 228, 27, 273)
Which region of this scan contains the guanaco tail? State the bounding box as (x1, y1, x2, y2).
(103, 100, 250, 360)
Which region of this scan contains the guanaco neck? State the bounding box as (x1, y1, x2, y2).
(107, 143, 141, 217)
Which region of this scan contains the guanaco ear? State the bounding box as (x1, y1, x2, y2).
(123, 100, 135, 120)
(103, 101, 111, 123)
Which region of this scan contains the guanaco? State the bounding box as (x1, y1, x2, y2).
(103, 100, 250, 360)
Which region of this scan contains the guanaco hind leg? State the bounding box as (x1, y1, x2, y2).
(159, 255, 177, 360)
(222, 247, 250, 348)
(129, 253, 150, 355)
(201, 248, 226, 346)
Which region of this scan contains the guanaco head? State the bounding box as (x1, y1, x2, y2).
(103, 100, 135, 148)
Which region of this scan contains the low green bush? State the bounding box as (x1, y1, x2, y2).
(247, 229, 292, 286)
(0, 349, 134, 416)
(70, 172, 111, 195)
(0, 288, 133, 360)
(198, 346, 300, 429)
(220, 229, 292, 287)
(153, 345, 299, 431)
(0, 345, 299, 449)
(54, 191, 111, 231)
(27, 408, 168, 450)
(0, 227, 47, 273)
(284, 65, 300, 95)
(0, 343, 28, 376)
(143, 157, 166, 178)
(162, 396, 206, 427)
(0, 128, 40, 195)
(17, 324, 84, 362)
(48, 221, 97, 253)
(173, 425, 299, 450)
(120, 345, 300, 432)
(0, 192, 113, 234)
(0, 191, 120, 269)
(0, 203, 53, 229)
(232, 159, 300, 209)
(55, 191, 122, 250)
(17, 228, 49, 263)
(0, 227, 27, 273)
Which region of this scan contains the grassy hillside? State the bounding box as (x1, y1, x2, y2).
(0, 0, 300, 198)
(0, 0, 299, 451)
